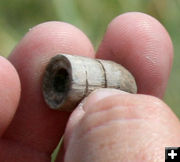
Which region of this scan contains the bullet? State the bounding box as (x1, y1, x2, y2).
(42, 54, 137, 112)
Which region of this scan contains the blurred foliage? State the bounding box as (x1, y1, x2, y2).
(0, 0, 180, 161)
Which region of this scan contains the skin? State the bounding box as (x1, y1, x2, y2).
(0, 12, 179, 161)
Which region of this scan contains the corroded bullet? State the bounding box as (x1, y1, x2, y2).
(42, 54, 137, 112)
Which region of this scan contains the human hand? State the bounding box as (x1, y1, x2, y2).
(0, 12, 180, 162)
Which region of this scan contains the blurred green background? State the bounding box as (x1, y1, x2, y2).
(0, 1, 180, 116)
(0, 0, 179, 161)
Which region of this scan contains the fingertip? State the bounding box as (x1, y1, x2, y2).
(97, 12, 173, 98)
(10, 21, 94, 60)
(9, 21, 95, 80)
(0, 56, 20, 135)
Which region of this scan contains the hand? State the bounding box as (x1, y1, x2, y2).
(0, 12, 179, 162)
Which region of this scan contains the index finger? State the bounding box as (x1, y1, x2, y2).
(4, 21, 95, 154)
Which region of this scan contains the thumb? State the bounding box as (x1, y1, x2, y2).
(58, 89, 180, 162)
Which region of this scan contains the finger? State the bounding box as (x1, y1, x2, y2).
(61, 89, 180, 162)
(0, 56, 20, 136)
(3, 22, 95, 154)
(96, 12, 173, 98)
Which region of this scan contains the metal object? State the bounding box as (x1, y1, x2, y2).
(42, 54, 137, 112)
